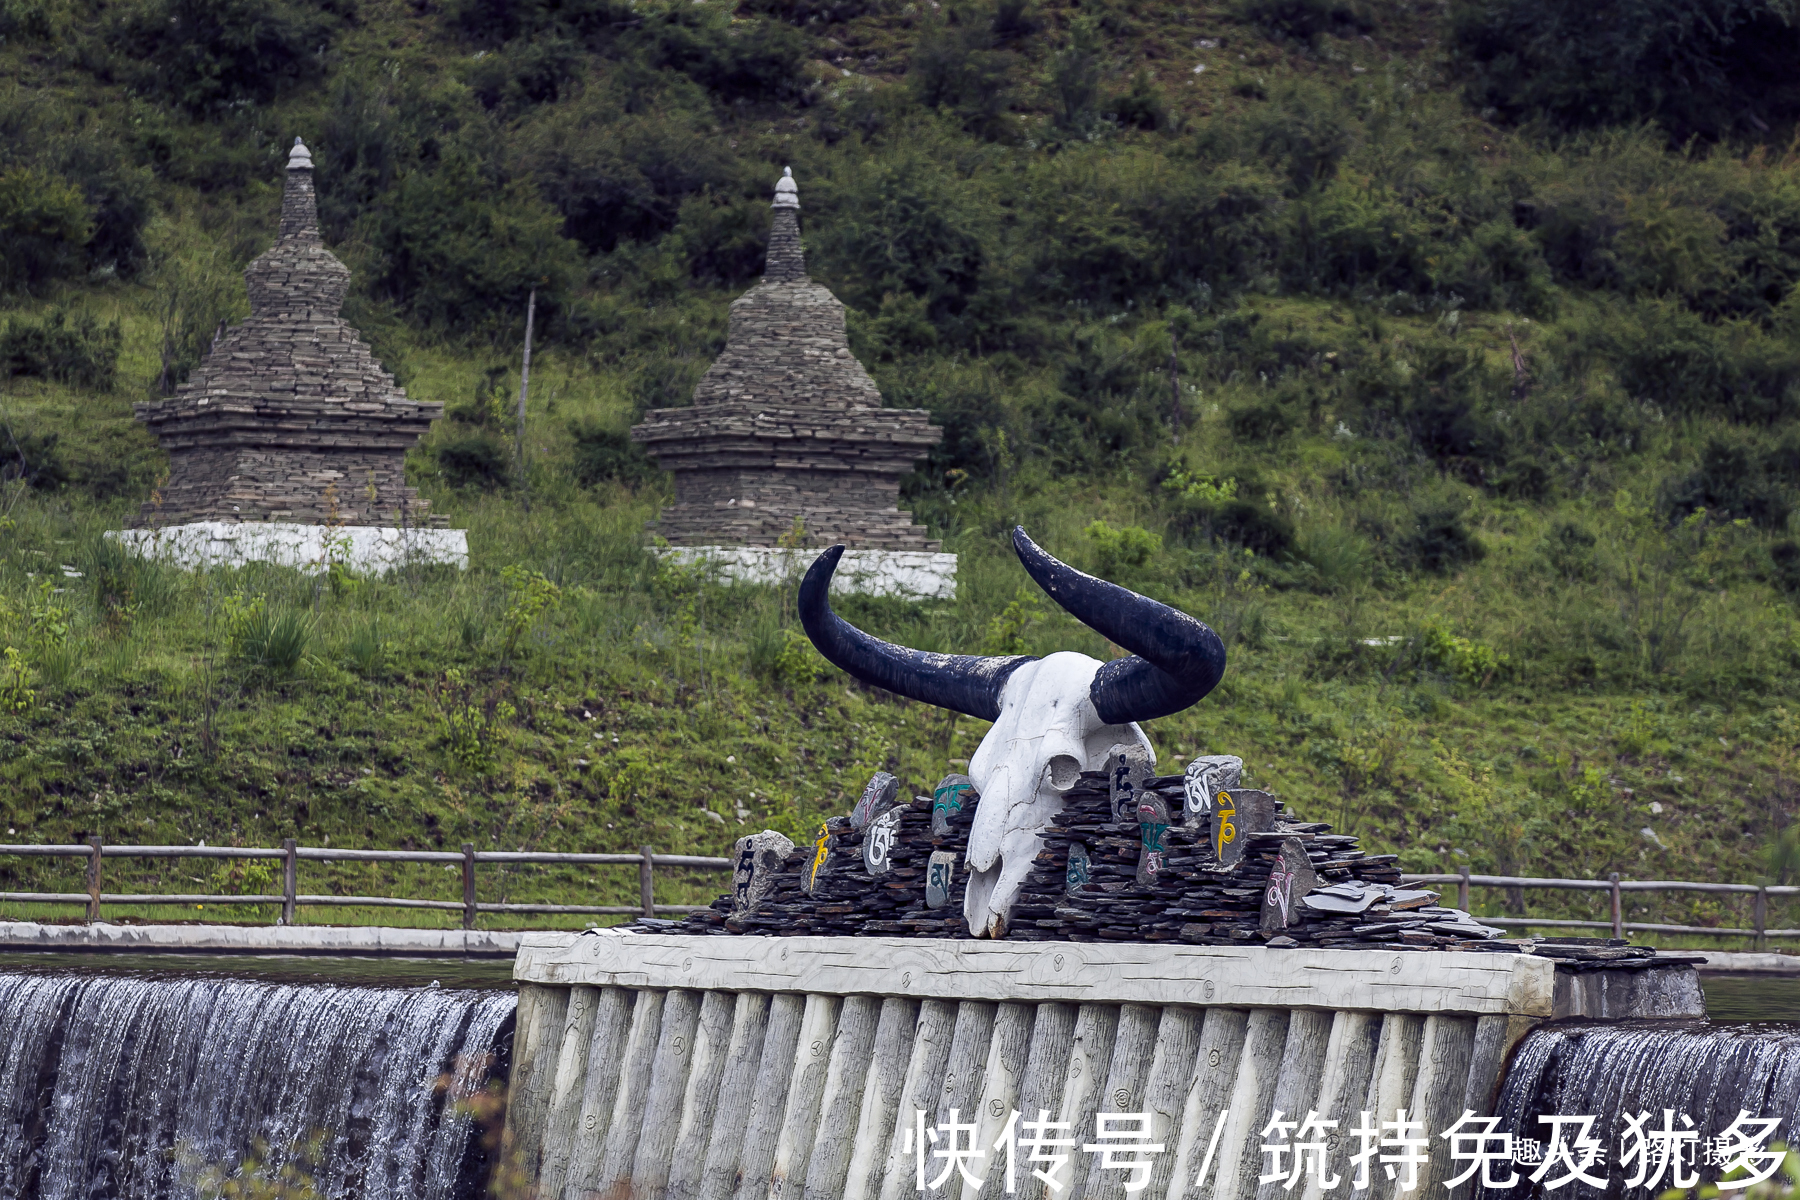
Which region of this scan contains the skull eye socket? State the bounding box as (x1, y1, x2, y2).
(1046, 755, 1082, 790)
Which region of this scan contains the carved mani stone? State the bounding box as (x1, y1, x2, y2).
(1183, 754, 1243, 825)
(1107, 743, 1155, 825)
(851, 771, 900, 831)
(1260, 836, 1320, 932)
(862, 805, 904, 876)
(1213, 787, 1277, 867)
(731, 830, 796, 914)
(931, 773, 977, 839)
(802, 822, 832, 895)
(1065, 841, 1092, 895)
(925, 850, 957, 909)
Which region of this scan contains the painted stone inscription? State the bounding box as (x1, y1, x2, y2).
(731, 829, 795, 914)
(852, 771, 900, 831)
(1260, 836, 1320, 931)
(1213, 788, 1276, 867)
(925, 850, 958, 909)
(802, 821, 832, 895)
(1183, 754, 1243, 825)
(1136, 821, 1170, 885)
(1107, 744, 1154, 825)
(932, 773, 977, 838)
(863, 805, 904, 876)
(1065, 841, 1092, 895)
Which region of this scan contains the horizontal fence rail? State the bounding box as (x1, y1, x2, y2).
(1403, 869, 1800, 948)
(0, 840, 733, 928)
(0, 844, 1795, 945)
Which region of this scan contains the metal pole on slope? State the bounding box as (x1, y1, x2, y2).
(1609, 872, 1623, 939)
(86, 837, 102, 924)
(516, 287, 536, 512)
(281, 838, 297, 925)
(640, 846, 655, 918)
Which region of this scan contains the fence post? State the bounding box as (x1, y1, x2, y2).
(85, 837, 103, 924)
(640, 845, 655, 918)
(1755, 887, 1768, 952)
(462, 843, 477, 931)
(1609, 872, 1623, 939)
(1458, 864, 1470, 913)
(281, 838, 297, 926)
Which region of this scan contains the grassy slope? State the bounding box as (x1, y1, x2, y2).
(1, 0, 1798, 940)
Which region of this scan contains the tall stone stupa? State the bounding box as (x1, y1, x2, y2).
(630, 169, 957, 599)
(118, 137, 466, 573)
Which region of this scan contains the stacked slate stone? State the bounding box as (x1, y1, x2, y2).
(1006, 771, 1496, 949)
(671, 785, 983, 938)
(648, 765, 1503, 948)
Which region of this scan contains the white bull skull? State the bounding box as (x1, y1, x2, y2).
(800, 526, 1227, 937)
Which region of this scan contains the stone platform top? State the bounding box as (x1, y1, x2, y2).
(517, 931, 1563, 1016)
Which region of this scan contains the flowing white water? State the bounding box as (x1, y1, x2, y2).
(0, 971, 515, 1200)
(1482, 1020, 1800, 1199)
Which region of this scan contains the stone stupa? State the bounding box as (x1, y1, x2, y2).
(117, 137, 466, 574)
(630, 168, 956, 599)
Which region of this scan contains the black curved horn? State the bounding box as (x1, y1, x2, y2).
(1011, 526, 1226, 724)
(798, 545, 1033, 721)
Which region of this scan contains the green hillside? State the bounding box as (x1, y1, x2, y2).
(4, 0, 1800, 937)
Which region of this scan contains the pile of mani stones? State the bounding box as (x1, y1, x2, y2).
(650, 748, 1506, 947)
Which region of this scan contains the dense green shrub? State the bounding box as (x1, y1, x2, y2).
(1238, 0, 1371, 44)
(362, 154, 580, 334)
(436, 431, 512, 489)
(1451, 0, 1800, 143)
(0, 168, 90, 293)
(0, 426, 69, 491)
(1400, 503, 1485, 572)
(0, 308, 123, 390)
(108, 0, 353, 113)
(570, 422, 657, 486)
(1662, 437, 1793, 528)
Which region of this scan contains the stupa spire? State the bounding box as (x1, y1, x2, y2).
(764, 166, 806, 284)
(246, 135, 348, 318)
(278, 137, 322, 243)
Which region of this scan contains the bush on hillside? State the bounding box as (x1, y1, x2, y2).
(570, 422, 658, 486)
(361, 154, 580, 335)
(0, 426, 69, 491)
(1661, 437, 1792, 528)
(1238, 0, 1372, 44)
(108, 0, 354, 113)
(435, 430, 511, 489)
(1399, 502, 1485, 573)
(1451, 0, 1800, 143)
(0, 309, 123, 391)
(0, 168, 91, 294)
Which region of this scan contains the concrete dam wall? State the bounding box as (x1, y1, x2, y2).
(501, 934, 1701, 1200)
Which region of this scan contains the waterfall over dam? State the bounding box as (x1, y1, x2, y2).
(0, 970, 515, 1200)
(1484, 1020, 1800, 1200)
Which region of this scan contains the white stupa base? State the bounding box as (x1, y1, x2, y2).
(108, 522, 468, 575)
(657, 545, 956, 600)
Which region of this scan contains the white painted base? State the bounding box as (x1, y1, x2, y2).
(108, 522, 469, 575)
(656, 545, 957, 600)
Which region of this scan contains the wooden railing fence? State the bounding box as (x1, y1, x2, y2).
(1, 845, 1796, 946)
(0, 841, 730, 928)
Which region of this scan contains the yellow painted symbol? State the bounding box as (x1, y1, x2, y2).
(1215, 791, 1236, 856)
(805, 822, 830, 891)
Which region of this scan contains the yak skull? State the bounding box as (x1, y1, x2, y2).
(799, 527, 1226, 938)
